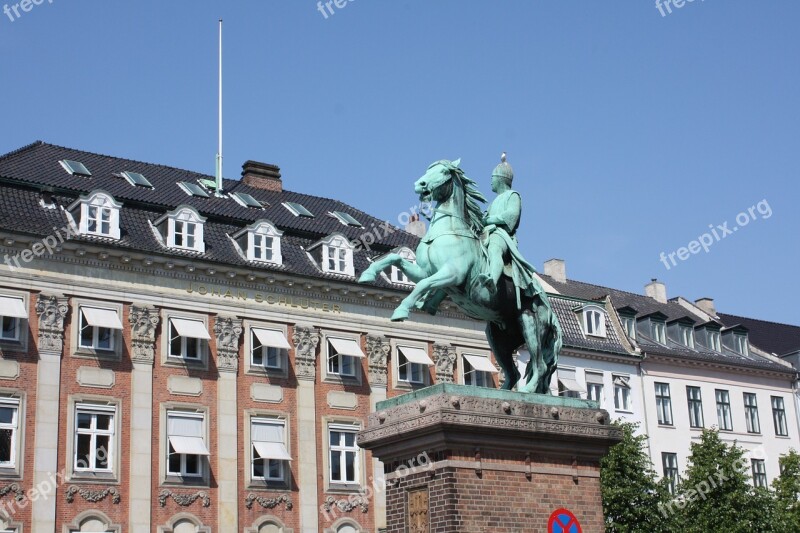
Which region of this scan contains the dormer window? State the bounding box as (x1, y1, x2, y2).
(232, 220, 283, 265)
(651, 321, 666, 344)
(696, 325, 722, 352)
(153, 206, 206, 253)
(582, 306, 606, 338)
(389, 247, 416, 285)
(680, 324, 695, 348)
(734, 335, 748, 355)
(620, 315, 636, 340)
(668, 318, 696, 349)
(721, 326, 750, 356)
(68, 191, 122, 239)
(307, 234, 355, 276)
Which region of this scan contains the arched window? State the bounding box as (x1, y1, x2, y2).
(232, 219, 283, 265)
(582, 306, 606, 338)
(323, 518, 366, 533)
(157, 513, 211, 533)
(307, 234, 355, 277)
(244, 516, 294, 533)
(153, 206, 206, 253)
(64, 510, 121, 532)
(68, 190, 122, 239)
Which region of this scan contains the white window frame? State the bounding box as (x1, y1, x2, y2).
(164, 314, 210, 364)
(460, 351, 496, 389)
(389, 247, 416, 286)
(71, 191, 122, 240)
(325, 334, 363, 381)
(166, 410, 207, 479)
(650, 320, 666, 344)
(71, 299, 123, 359)
(680, 325, 695, 349)
(78, 306, 118, 352)
(707, 329, 722, 352)
(655, 382, 673, 426)
(734, 334, 749, 356)
(613, 375, 631, 411)
(328, 423, 360, 486)
(156, 206, 206, 253)
(0, 397, 20, 470)
(74, 403, 115, 473)
(583, 306, 606, 338)
(0, 291, 28, 351)
(309, 234, 355, 277)
(235, 220, 283, 265)
(396, 344, 431, 386)
(250, 416, 290, 484)
(620, 316, 636, 340)
(585, 372, 604, 403)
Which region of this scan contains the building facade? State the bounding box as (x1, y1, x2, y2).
(0, 142, 797, 532)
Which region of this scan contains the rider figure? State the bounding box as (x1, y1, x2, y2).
(478, 153, 521, 295)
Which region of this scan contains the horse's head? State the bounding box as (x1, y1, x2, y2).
(414, 159, 462, 203)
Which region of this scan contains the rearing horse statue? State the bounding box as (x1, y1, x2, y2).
(358, 158, 562, 394)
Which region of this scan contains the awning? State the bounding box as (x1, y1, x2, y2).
(170, 318, 211, 340)
(168, 435, 210, 456)
(253, 441, 293, 461)
(585, 372, 604, 384)
(0, 296, 27, 319)
(81, 307, 123, 330)
(463, 354, 499, 373)
(252, 328, 291, 350)
(558, 376, 586, 393)
(398, 346, 434, 366)
(613, 376, 631, 388)
(329, 337, 365, 358)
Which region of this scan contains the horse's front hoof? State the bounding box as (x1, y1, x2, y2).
(390, 308, 410, 322)
(358, 271, 376, 283)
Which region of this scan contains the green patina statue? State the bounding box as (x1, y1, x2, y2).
(359, 155, 562, 394)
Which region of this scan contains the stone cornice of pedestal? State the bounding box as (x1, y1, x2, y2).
(358, 384, 622, 461)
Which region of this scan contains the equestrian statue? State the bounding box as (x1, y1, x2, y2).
(358, 154, 562, 394)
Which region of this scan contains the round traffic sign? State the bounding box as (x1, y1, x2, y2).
(548, 508, 582, 533)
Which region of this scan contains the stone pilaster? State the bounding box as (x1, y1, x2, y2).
(432, 344, 457, 384)
(366, 334, 390, 530)
(128, 305, 159, 533)
(31, 293, 68, 532)
(129, 305, 159, 365)
(214, 315, 243, 532)
(292, 324, 320, 533)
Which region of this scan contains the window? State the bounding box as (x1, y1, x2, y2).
(251, 418, 291, 483)
(0, 398, 19, 468)
(121, 171, 153, 188)
(251, 328, 290, 370)
(389, 247, 416, 286)
(680, 325, 695, 349)
(178, 181, 211, 198)
(772, 396, 788, 436)
(168, 317, 210, 361)
(78, 306, 122, 351)
(74, 404, 114, 472)
(0, 295, 26, 343)
(613, 376, 631, 411)
(716, 389, 733, 431)
(463, 354, 497, 388)
(620, 316, 636, 340)
(655, 383, 673, 426)
(751, 459, 767, 488)
(331, 211, 362, 227)
(59, 159, 92, 177)
(583, 307, 606, 337)
(309, 234, 355, 276)
(707, 329, 722, 351)
(397, 346, 432, 385)
(69, 191, 122, 239)
(155, 206, 206, 253)
(329, 424, 359, 485)
(650, 320, 666, 344)
(283, 201, 314, 217)
(234, 220, 283, 265)
(743, 393, 760, 434)
(734, 335, 749, 356)
(686, 386, 704, 428)
(166, 411, 209, 478)
(556, 367, 584, 398)
(327, 246, 347, 273)
(662, 453, 679, 494)
(327, 337, 364, 378)
(586, 373, 604, 403)
(231, 191, 264, 209)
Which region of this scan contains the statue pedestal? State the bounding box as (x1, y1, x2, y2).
(358, 384, 621, 533)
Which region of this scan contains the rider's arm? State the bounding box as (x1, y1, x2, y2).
(486, 193, 521, 230)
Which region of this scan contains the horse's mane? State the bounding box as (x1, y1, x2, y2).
(434, 160, 487, 235)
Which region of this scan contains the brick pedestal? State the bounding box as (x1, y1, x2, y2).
(358, 384, 621, 533)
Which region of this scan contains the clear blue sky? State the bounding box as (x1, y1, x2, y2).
(1, 1, 798, 325)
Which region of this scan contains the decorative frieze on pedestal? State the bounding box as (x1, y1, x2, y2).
(366, 335, 390, 386)
(214, 315, 243, 373)
(35, 294, 68, 353)
(293, 325, 320, 381)
(432, 344, 456, 383)
(129, 305, 160, 365)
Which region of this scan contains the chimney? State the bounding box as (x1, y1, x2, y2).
(404, 214, 427, 238)
(695, 297, 717, 317)
(543, 258, 566, 283)
(645, 278, 667, 304)
(241, 160, 282, 192)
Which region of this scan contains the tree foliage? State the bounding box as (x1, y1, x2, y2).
(773, 449, 800, 531)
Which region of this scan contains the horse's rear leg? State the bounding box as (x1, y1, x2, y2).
(517, 310, 550, 394)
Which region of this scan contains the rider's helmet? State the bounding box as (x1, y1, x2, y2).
(492, 152, 514, 184)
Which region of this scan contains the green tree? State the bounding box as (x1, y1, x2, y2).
(672, 428, 776, 532)
(600, 421, 672, 532)
(773, 449, 800, 530)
